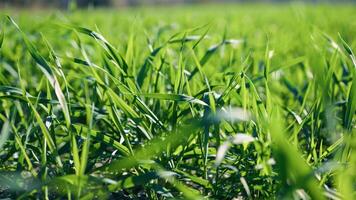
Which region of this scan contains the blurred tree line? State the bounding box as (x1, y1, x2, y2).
(0, 0, 111, 8)
(0, 0, 355, 8)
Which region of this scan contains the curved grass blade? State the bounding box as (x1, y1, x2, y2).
(338, 35, 356, 131)
(73, 124, 130, 156)
(8, 16, 71, 128)
(137, 93, 208, 106)
(173, 169, 211, 189)
(97, 119, 202, 172)
(59, 23, 129, 75)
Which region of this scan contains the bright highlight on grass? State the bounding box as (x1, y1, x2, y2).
(0, 4, 356, 199)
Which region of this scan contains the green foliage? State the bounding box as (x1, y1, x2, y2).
(0, 4, 356, 199)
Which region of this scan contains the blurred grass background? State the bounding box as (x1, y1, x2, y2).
(1, 0, 356, 9)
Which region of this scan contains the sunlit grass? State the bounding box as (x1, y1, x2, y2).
(0, 4, 355, 199)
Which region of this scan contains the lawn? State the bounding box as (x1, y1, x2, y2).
(0, 4, 356, 199)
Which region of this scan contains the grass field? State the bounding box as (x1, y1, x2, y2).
(0, 4, 356, 199)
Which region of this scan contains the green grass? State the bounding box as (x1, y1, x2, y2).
(0, 4, 356, 199)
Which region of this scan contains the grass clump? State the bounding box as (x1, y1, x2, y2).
(0, 4, 356, 199)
